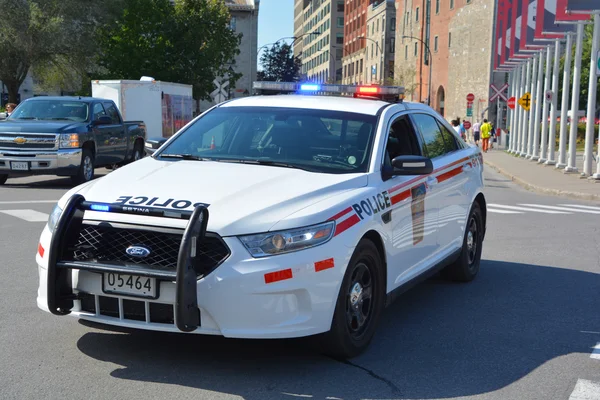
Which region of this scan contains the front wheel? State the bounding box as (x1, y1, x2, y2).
(71, 148, 94, 185)
(131, 142, 144, 163)
(0, 174, 7, 185)
(442, 202, 484, 282)
(321, 239, 385, 359)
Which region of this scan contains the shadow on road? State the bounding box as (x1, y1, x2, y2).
(75, 260, 600, 399)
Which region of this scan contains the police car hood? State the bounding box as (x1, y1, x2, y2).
(70, 157, 367, 236)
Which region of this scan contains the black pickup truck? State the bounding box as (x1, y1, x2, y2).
(0, 96, 146, 185)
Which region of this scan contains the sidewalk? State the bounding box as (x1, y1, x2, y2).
(482, 149, 600, 202)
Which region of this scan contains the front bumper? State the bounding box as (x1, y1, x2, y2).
(0, 148, 82, 176)
(36, 197, 353, 338)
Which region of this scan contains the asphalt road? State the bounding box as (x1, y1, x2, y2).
(1, 166, 600, 400)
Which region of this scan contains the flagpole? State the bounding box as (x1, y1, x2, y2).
(539, 44, 553, 163)
(565, 22, 584, 173)
(520, 60, 532, 157)
(545, 38, 560, 166)
(526, 52, 540, 159)
(585, 12, 600, 178)
(556, 33, 573, 169)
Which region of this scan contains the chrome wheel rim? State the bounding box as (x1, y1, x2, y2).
(134, 149, 141, 161)
(83, 156, 93, 181)
(345, 262, 374, 338)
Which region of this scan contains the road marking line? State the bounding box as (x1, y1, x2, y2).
(488, 204, 571, 214)
(568, 379, 600, 400)
(581, 331, 600, 334)
(519, 204, 600, 214)
(0, 209, 49, 222)
(487, 208, 524, 214)
(591, 342, 600, 360)
(559, 204, 600, 211)
(0, 200, 58, 205)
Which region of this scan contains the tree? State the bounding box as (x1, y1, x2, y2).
(97, 0, 242, 101)
(0, 0, 122, 102)
(259, 43, 302, 82)
(386, 64, 419, 100)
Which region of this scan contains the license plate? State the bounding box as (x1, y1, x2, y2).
(10, 161, 29, 171)
(103, 273, 157, 298)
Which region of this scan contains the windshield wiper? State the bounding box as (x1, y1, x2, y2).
(14, 117, 38, 120)
(219, 159, 314, 172)
(48, 117, 72, 121)
(159, 154, 210, 161)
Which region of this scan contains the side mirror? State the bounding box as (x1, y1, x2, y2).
(92, 115, 112, 126)
(384, 155, 433, 179)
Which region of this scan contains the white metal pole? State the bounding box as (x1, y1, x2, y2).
(527, 53, 540, 158)
(566, 22, 584, 173)
(517, 63, 526, 153)
(509, 70, 518, 152)
(584, 13, 600, 177)
(539, 45, 553, 163)
(546, 39, 561, 165)
(532, 49, 545, 160)
(557, 33, 573, 169)
(520, 60, 532, 156)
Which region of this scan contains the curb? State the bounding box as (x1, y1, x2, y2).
(483, 158, 600, 202)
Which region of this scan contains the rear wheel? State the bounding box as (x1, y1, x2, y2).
(71, 148, 94, 185)
(0, 174, 7, 185)
(442, 202, 483, 282)
(321, 239, 385, 359)
(131, 141, 144, 162)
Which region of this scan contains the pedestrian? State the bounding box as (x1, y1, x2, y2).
(451, 119, 466, 141)
(4, 103, 16, 118)
(457, 117, 467, 141)
(480, 119, 492, 152)
(472, 120, 481, 146)
(489, 123, 496, 150)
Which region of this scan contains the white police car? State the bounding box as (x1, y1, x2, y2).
(36, 82, 486, 358)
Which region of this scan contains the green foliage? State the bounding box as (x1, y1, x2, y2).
(0, 0, 122, 102)
(258, 43, 302, 82)
(97, 0, 242, 100)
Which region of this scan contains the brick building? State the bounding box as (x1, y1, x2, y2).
(341, 0, 368, 84)
(395, 0, 503, 122)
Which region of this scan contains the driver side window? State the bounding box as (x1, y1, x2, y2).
(384, 115, 422, 169)
(92, 103, 106, 120)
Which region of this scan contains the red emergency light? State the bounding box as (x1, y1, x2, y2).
(358, 86, 380, 94)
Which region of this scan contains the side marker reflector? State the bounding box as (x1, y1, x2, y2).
(38, 243, 45, 258)
(315, 258, 334, 272)
(264, 268, 293, 284)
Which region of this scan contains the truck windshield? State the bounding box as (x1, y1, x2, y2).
(157, 106, 378, 174)
(8, 100, 89, 122)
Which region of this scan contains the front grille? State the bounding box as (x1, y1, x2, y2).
(0, 133, 57, 150)
(79, 293, 175, 324)
(70, 224, 230, 277)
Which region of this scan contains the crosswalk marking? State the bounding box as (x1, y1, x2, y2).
(519, 204, 600, 214)
(488, 204, 570, 214)
(591, 342, 600, 360)
(568, 379, 600, 400)
(559, 204, 600, 212)
(0, 209, 49, 222)
(0, 200, 58, 205)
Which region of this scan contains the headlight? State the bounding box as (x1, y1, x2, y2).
(238, 221, 335, 258)
(59, 134, 79, 148)
(47, 204, 63, 232)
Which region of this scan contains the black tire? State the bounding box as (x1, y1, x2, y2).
(321, 239, 385, 359)
(0, 174, 7, 185)
(442, 202, 484, 282)
(131, 141, 144, 163)
(71, 148, 94, 185)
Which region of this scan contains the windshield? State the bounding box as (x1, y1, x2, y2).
(157, 106, 378, 174)
(8, 100, 89, 122)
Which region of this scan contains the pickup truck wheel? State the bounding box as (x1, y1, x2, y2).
(71, 148, 94, 185)
(321, 239, 385, 359)
(132, 142, 144, 162)
(442, 202, 483, 282)
(0, 174, 7, 185)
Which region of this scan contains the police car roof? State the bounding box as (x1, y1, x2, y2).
(220, 94, 402, 116)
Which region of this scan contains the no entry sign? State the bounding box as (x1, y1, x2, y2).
(466, 93, 475, 102)
(507, 96, 516, 109)
(463, 121, 472, 130)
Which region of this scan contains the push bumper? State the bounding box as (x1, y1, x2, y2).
(0, 148, 81, 176)
(36, 196, 352, 338)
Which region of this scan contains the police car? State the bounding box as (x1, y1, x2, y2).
(36, 82, 486, 358)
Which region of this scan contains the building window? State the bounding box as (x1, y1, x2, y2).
(449, 32, 452, 48)
(371, 43, 374, 58)
(391, 17, 396, 30)
(390, 38, 395, 53)
(382, 17, 385, 32)
(450, 0, 454, 9)
(337, 17, 344, 27)
(467, 0, 472, 3)
(416, 7, 419, 21)
(336, 33, 343, 44)
(435, 0, 440, 14)
(414, 42, 418, 56)
(376, 19, 379, 32)
(360, 59, 363, 73)
(434, 36, 438, 52)
(405, 45, 408, 60)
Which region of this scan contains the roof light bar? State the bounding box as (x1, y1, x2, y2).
(252, 81, 405, 97)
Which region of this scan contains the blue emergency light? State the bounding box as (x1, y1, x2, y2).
(300, 84, 321, 91)
(90, 204, 110, 212)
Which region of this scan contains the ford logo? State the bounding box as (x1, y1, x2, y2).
(125, 245, 151, 258)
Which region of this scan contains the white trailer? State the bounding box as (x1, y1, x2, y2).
(91, 79, 194, 139)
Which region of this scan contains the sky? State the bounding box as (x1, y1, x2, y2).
(257, 0, 294, 66)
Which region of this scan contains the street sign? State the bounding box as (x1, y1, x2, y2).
(466, 108, 473, 117)
(463, 121, 472, 130)
(466, 93, 475, 102)
(518, 92, 532, 111)
(211, 79, 229, 103)
(507, 96, 516, 109)
(545, 90, 553, 103)
(490, 83, 509, 102)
